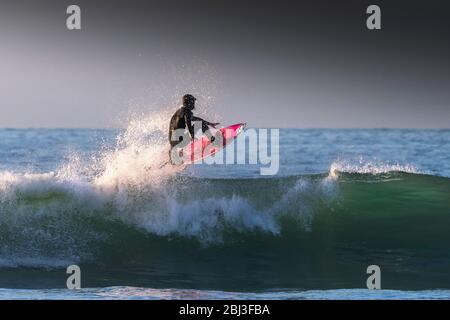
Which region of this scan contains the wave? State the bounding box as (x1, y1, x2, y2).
(329, 158, 421, 176)
(1, 166, 449, 267)
(1, 159, 450, 290)
(1, 116, 449, 289)
(2, 286, 450, 300)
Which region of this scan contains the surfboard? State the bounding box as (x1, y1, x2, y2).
(179, 123, 246, 164)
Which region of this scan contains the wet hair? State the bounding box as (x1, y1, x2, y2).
(182, 94, 196, 109)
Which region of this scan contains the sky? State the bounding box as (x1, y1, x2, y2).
(0, 0, 449, 128)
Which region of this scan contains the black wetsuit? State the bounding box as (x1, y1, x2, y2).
(168, 106, 212, 148)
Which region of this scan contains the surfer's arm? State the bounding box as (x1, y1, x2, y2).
(192, 116, 219, 128)
(185, 110, 195, 139)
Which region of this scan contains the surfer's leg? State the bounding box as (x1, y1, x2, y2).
(169, 141, 177, 165)
(169, 137, 185, 165)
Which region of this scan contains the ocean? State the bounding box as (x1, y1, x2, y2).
(1, 122, 450, 299)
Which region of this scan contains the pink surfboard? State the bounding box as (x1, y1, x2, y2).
(181, 123, 246, 164)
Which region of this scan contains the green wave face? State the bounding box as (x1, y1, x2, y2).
(1, 172, 450, 290)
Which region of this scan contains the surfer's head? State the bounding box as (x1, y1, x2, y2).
(182, 94, 196, 110)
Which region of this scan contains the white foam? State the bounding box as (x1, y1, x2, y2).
(0, 111, 340, 264)
(329, 158, 420, 178)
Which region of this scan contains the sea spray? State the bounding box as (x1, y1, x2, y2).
(0, 120, 440, 271)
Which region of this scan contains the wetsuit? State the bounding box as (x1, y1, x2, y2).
(168, 106, 213, 148)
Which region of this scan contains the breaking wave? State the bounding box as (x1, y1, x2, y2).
(1, 114, 450, 291)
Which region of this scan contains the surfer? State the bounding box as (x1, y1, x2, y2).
(168, 94, 219, 150)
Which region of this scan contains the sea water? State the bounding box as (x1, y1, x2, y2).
(0, 122, 450, 299)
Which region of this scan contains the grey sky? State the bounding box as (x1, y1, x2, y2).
(0, 0, 449, 128)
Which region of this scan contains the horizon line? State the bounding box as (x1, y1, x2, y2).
(1, 126, 450, 130)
